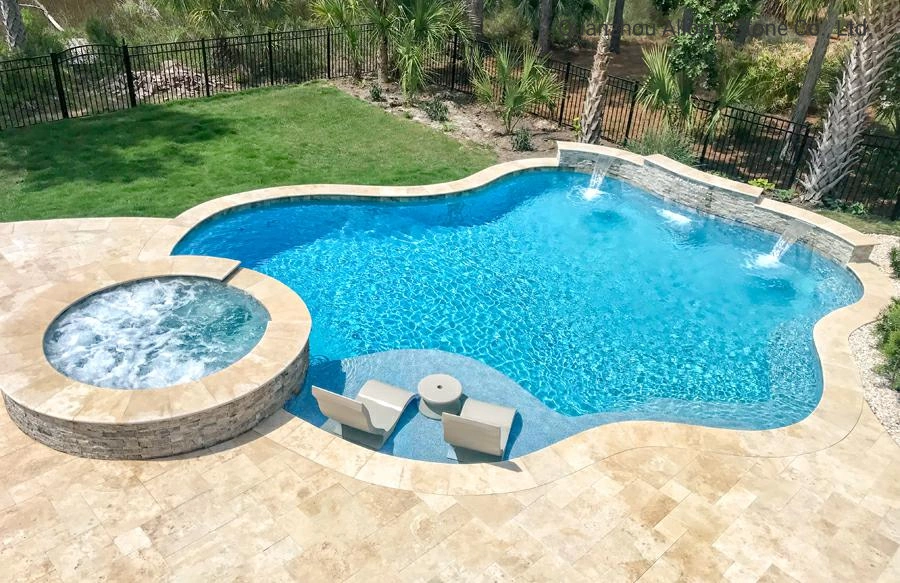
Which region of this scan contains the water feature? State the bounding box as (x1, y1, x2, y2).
(582, 156, 613, 200)
(44, 277, 270, 389)
(175, 169, 861, 430)
(752, 221, 813, 268)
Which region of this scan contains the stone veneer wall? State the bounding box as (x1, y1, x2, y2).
(558, 148, 870, 265)
(4, 344, 309, 460)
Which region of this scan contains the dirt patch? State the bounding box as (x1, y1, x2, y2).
(331, 77, 577, 163)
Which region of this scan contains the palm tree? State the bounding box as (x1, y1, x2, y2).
(637, 44, 694, 130)
(2, 0, 26, 50)
(360, 0, 396, 83)
(580, 23, 611, 143)
(392, 0, 471, 101)
(313, 0, 364, 80)
(538, 0, 552, 54)
(468, 0, 484, 40)
(609, 0, 625, 53)
(800, 0, 900, 202)
(780, 0, 851, 160)
(473, 42, 563, 133)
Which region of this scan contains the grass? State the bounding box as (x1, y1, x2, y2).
(0, 83, 496, 222)
(817, 210, 900, 236)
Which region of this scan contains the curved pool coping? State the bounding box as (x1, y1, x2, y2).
(0, 256, 312, 459)
(117, 145, 894, 491)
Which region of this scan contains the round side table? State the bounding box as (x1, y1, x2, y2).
(417, 374, 463, 420)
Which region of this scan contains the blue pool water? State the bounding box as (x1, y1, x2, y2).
(175, 169, 861, 439)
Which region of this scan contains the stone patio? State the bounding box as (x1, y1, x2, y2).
(1, 209, 899, 581)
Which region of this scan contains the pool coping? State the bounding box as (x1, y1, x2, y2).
(8, 144, 894, 491)
(0, 256, 312, 458)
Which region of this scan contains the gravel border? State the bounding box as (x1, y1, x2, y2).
(851, 234, 900, 444)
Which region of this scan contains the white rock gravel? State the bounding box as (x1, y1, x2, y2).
(851, 234, 900, 444)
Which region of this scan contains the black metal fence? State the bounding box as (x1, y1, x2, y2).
(1, 25, 898, 217)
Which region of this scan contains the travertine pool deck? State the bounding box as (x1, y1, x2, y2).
(1, 159, 899, 580)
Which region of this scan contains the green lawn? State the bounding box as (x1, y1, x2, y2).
(817, 210, 900, 236)
(0, 83, 496, 222)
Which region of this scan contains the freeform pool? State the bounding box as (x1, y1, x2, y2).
(175, 169, 862, 430)
(44, 276, 270, 389)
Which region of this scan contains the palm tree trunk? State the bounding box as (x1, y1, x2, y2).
(468, 0, 484, 41)
(800, 0, 900, 203)
(1, 0, 25, 51)
(378, 36, 389, 83)
(780, 0, 840, 161)
(610, 0, 625, 54)
(538, 0, 552, 55)
(580, 27, 612, 144)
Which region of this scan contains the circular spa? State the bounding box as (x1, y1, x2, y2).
(174, 167, 866, 463)
(1, 257, 311, 460)
(44, 277, 269, 390)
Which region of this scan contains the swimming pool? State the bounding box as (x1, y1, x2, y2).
(174, 169, 862, 433)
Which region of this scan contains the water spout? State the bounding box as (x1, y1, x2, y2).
(582, 156, 613, 200)
(752, 221, 812, 268)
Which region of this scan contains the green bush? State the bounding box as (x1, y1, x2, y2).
(734, 40, 849, 115)
(771, 188, 796, 203)
(890, 247, 900, 278)
(421, 97, 449, 122)
(748, 178, 776, 191)
(876, 299, 900, 390)
(369, 84, 384, 102)
(627, 126, 696, 166)
(511, 128, 533, 151)
(483, 3, 532, 48)
(822, 198, 869, 216)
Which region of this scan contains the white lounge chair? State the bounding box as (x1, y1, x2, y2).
(312, 381, 416, 447)
(442, 397, 517, 461)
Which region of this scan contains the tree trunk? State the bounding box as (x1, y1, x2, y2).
(580, 27, 612, 144)
(538, 0, 552, 55)
(610, 0, 625, 54)
(378, 36, 389, 83)
(1, 0, 25, 51)
(801, 0, 900, 203)
(780, 0, 840, 161)
(468, 0, 484, 41)
(680, 8, 694, 34)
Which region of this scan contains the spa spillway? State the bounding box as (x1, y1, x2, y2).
(0, 256, 311, 459)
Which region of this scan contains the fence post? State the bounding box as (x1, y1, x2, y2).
(121, 41, 137, 108)
(267, 31, 275, 86)
(200, 38, 211, 97)
(698, 102, 717, 164)
(326, 30, 332, 79)
(449, 33, 459, 91)
(622, 80, 639, 145)
(786, 123, 811, 188)
(557, 62, 571, 126)
(50, 52, 69, 119)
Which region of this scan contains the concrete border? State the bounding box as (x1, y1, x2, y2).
(0, 256, 311, 459)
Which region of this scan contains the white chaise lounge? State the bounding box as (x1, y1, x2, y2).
(442, 398, 517, 461)
(312, 381, 416, 447)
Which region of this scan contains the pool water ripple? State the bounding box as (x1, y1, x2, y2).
(175, 170, 861, 430)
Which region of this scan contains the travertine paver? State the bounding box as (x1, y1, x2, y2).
(0, 210, 899, 581)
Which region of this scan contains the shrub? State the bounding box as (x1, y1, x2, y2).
(771, 188, 796, 203)
(483, 3, 532, 48)
(876, 299, 900, 390)
(511, 129, 533, 151)
(748, 178, 776, 191)
(822, 198, 869, 216)
(369, 84, 384, 102)
(627, 126, 696, 166)
(421, 97, 449, 122)
(890, 247, 900, 278)
(734, 40, 849, 114)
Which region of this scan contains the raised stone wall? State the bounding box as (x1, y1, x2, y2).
(557, 142, 874, 265)
(4, 345, 308, 459)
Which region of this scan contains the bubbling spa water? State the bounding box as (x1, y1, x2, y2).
(44, 277, 270, 389)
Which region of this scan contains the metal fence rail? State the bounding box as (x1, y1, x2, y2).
(0, 25, 898, 217)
